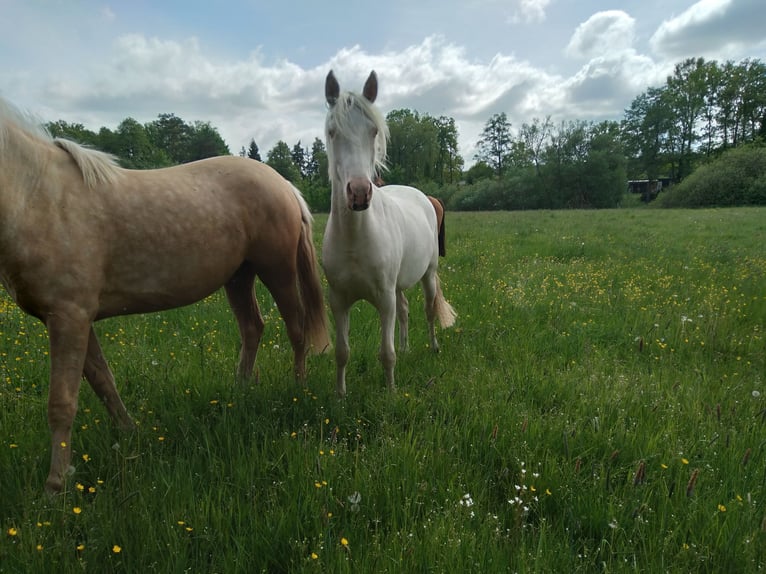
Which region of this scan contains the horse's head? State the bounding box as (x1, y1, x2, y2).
(325, 70, 388, 212)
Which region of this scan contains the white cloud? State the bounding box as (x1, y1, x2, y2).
(562, 51, 663, 117)
(651, 0, 766, 59)
(4, 1, 763, 168)
(565, 11, 636, 60)
(8, 29, 660, 166)
(510, 0, 552, 24)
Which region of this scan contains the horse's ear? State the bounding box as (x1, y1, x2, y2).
(325, 70, 340, 106)
(362, 71, 378, 103)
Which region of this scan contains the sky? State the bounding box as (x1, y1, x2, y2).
(1, 0, 765, 164)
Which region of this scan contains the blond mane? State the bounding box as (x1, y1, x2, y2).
(326, 91, 389, 174)
(0, 96, 120, 189)
(53, 139, 121, 188)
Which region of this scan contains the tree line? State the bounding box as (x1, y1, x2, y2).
(47, 56, 766, 211)
(47, 113, 229, 169)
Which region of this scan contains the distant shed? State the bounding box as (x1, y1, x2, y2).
(627, 178, 671, 202)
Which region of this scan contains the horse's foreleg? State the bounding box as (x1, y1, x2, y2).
(377, 292, 397, 391)
(83, 327, 135, 431)
(224, 267, 263, 382)
(44, 311, 90, 495)
(396, 290, 409, 351)
(329, 289, 351, 396)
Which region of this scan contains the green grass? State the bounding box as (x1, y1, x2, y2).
(1, 207, 765, 573)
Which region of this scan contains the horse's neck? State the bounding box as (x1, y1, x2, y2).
(328, 182, 382, 235)
(0, 126, 50, 225)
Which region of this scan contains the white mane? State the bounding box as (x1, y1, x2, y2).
(0, 95, 121, 189)
(326, 91, 389, 175)
(0, 97, 49, 150)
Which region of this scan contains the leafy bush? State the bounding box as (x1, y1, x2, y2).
(657, 144, 766, 207)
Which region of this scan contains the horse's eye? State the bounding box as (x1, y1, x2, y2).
(328, 128, 336, 139)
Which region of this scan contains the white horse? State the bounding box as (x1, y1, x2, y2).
(322, 70, 456, 396)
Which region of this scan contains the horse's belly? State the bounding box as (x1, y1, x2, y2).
(98, 254, 241, 317)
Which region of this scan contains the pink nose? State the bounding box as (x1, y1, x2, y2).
(346, 178, 372, 211)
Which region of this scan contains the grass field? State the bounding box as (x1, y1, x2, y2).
(1, 207, 764, 573)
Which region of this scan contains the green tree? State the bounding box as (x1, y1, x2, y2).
(665, 57, 708, 179)
(306, 138, 328, 185)
(736, 59, 766, 143)
(146, 113, 191, 164)
(291, 141, 308, 178)
(434, 116, 463, 184)
(622, 86, 677, 180)
(113, 118, 171, 169)
(45, 121, 98, 146)
(541, 120, 624, 208)
(464, 161, 494, 184)
(514, 117, 552, 175)
(657, 144, 766, 207)
(186, 121, 229, 161)
(386, 109, 429, 184)
(266, 140, 301, 182)
(475, 112, 513, 177)
(302, 138, 331, 212)
(246, 138, 261, 161)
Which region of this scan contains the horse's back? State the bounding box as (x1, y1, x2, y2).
(90, 157, 304, 316)
(118, 157, 302, 239)
(379, 185, 436, 229)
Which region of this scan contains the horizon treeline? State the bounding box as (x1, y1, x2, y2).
(47, 56, 766, 210)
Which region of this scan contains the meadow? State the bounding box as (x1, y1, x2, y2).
(0, 207, 764, 573)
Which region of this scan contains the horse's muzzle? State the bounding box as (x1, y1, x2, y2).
(346, 179, 372, 211)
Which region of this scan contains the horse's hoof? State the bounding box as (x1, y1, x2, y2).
(44, 477, 64, 496)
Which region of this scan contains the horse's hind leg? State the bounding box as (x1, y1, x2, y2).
(224, 264, 264, 382)
(44, 311, 90, 494)
(83, 326, 135, 431)
(258, 267, 308, 381)
(396, 289, 409, 351)
(421, 270, 440, 352)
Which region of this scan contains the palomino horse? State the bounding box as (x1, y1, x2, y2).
(0, 96, 330, 494)
(323, 70, 456, 396)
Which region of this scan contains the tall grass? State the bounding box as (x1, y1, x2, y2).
(1, 208, 764, 573)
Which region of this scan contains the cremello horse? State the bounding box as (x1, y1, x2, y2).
(0, 96, 330, 493)
(323, 70, 456, 395)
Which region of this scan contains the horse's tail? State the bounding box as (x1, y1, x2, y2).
(436, 197, 446, 257)
(427, 196, 446, 257)
(291, 185, 332, 354)
(433, 274, 457, 328)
